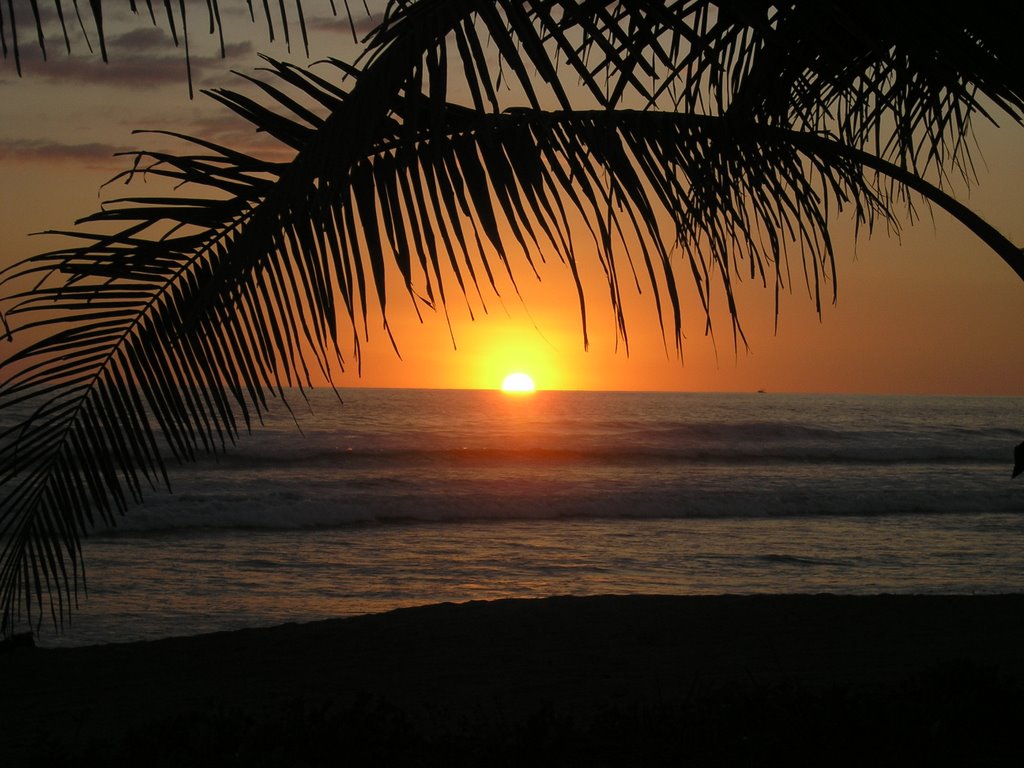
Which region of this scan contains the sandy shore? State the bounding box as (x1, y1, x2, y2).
(3, 594, 1023, 765)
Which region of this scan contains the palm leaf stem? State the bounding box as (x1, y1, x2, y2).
(776, 127, 1024, 282)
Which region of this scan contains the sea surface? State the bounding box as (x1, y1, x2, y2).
(14, 388, 1024, 646)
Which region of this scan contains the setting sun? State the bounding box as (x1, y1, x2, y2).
(501, 372, 536, 394)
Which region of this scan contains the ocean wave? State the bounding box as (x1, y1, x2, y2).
(7, 390, 1019, 535)
(202, 442, 1011, 470)
(90, 475, 1022, 535)
(756, 553, 855, 568)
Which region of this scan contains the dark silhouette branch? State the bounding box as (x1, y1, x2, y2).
(779, 128, 1024, 283)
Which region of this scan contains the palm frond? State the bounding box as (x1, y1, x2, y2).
(648, 2, 1024, 179)
(0, 0, 367, 94)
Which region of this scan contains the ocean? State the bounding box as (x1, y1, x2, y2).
(18, 388, 1024, 646)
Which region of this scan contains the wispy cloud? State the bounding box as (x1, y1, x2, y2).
(0, 138, 126, 167)
(109, 26, 181, 53)
(10, 44, 255, 90)
(0, 122, 292, 171)
(182, 112, 299, 161)
(3, 0, 369, 92)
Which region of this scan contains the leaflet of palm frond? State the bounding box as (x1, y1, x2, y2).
(0, 41, 424, 630)
(666, 2, 1024, 179)
(437, 2, 1024, 179)
(358, 0, 722, 116)
(0, 0, 351, 92)
(10, 1, 1024, 131)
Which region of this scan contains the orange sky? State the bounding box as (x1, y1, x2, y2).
(2, 7, 1022, 396)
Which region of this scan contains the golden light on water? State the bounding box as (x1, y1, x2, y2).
(501, 372, 536, 394)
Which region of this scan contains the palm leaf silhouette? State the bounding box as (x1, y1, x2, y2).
(2, 1, 1022, 632)
(0, 0, 356, 95)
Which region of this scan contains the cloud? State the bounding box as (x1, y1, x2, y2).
(3, 0, 375, 92)
(106, 25, 255, 62)
(197, 127, 297, 163)
(122, 111, 299, 164)
(107, 26, 180, 52)
(11, 44, 259, 90)
(0, 138, 127, 167)
(3, 0, 372, 65)
(0, 115, 295, 170)
(4, 17, 258, 90)
(216, 1, 383, 41)
(11, 51, 187, 89)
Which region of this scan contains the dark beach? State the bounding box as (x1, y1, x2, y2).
(3, 594, 1023, 765)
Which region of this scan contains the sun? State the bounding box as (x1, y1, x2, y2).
(501, 372, 536, 394)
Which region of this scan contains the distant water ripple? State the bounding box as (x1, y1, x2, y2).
(6, 389, 1022, 645)
(80, 389, 1021, 532)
